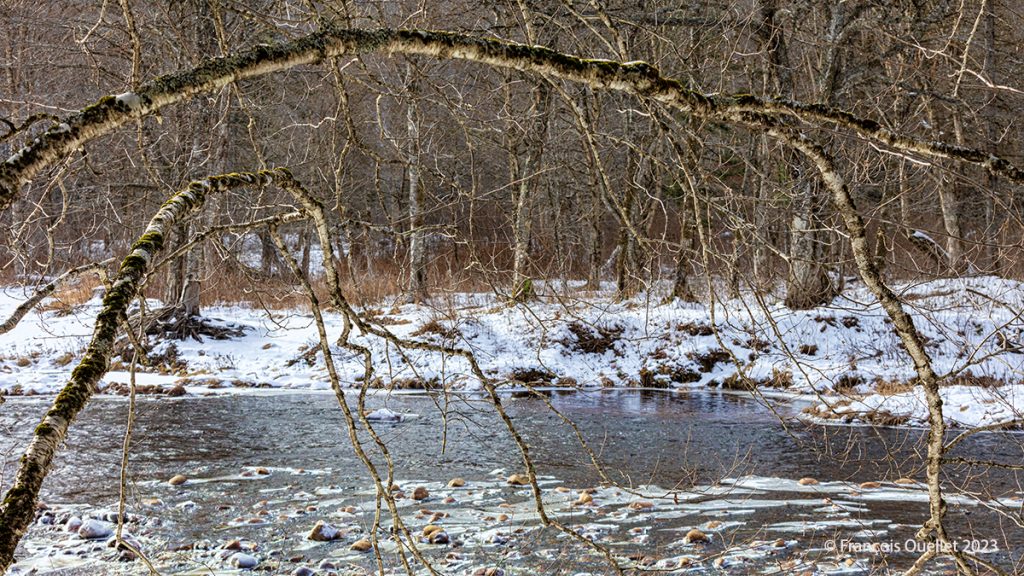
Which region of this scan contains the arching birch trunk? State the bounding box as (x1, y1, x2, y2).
(0, 170, 282, 570)
(4, 28, 1024, 215)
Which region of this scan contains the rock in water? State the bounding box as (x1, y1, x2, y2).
(230, 552, 259, 568)
(351, 539, 372, 552)
(292, 568, 315, 576)
(65, 516, 83, 533)
(106, 534, 140, 550)
(412, 486, 429, 500)
(684, 528, 709, 544)
(447, 477, 466, 488)
(506, 474, 530, 485)
(307, 520, 341, 541)
(364, 408, 402, 422)
(797, 477, 818, 486)
(78, 519, 114, 539)
(859, 481, 881, 489)
(168, 474, 188, 486)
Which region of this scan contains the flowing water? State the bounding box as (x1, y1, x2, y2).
(1, 389, 1022, 574)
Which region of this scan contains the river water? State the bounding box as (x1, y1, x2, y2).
(1, 389, 1022, 574)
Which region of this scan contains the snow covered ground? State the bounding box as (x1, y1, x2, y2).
(1, 276, 1022, 430)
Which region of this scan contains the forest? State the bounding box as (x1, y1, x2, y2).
(1, 0, 1023, 575)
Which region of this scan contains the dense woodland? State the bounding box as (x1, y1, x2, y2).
(3, 0, 1021, 312)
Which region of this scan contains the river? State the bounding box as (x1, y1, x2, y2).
(1, 389, 1021, 574)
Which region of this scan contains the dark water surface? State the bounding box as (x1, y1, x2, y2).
(2, 389, 1022, 574)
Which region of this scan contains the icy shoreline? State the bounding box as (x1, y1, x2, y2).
(2, 276, 1023, 430)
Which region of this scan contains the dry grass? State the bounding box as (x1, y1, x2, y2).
(192, 254, 488, 310)
(410, 318, 458, 339)
(676, 321, 713, 337)
(506, 367, 556, 385)
(834, 373, 866, 393)
(37, 281, 98, 316)
(687, 348, 731, 372)
(656, 364, 701, 384)
(858, 410, 910, 427)
(720, 368, 792, 390)
(946, 373, 1003, 388)
(873, 377, 916, 396)
(562, 321, 623, 355)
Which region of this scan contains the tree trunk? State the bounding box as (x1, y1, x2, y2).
(260, 229, 281, 276)
(510, 173, 534, 300)
(924, 101, 965, 273)
(614, 185, 642, 300)
(982, 4, 1001, 272)
(405, 68, 428, 303)
(510, 83, 550, 302)
(752, 137, 772, 287)
(785, 179, 835, 309)
(670, 153, 699, 303)
(614, 113, 649, 301)
(166, 0, 220, 319)
(936, 167, 963, 270)
(586, 191, 603, 291)
(299, 223, 312, 278)
(758, 0, 836, 309)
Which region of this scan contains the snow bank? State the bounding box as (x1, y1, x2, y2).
(1, 276, 1022, 429)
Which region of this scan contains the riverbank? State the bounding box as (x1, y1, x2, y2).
(2, 276, 1022, 429)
